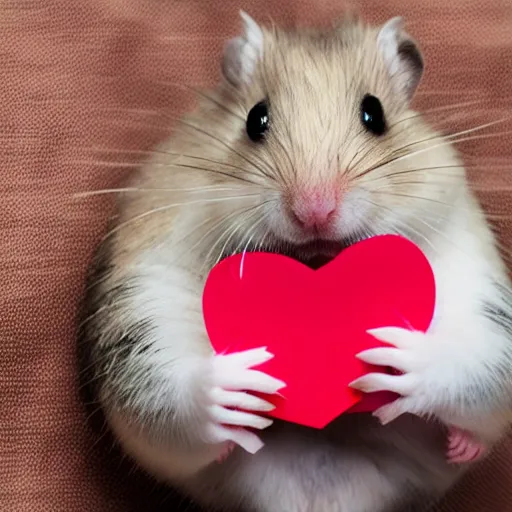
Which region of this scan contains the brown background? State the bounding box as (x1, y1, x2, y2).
(1, 0, 512, 510)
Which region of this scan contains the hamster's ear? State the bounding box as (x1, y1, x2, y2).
(222, 11, 263, 87)
(377, 17, 424, 101)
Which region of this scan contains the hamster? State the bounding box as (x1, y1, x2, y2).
(78, 12, 512, 512)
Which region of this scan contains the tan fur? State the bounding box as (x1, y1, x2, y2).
(79, 14, 512, 512)
(111, 18, 462, 271)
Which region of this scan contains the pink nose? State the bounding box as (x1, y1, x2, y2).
(291, 192, 338, 230)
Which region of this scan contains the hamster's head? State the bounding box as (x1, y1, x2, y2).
(209, 12, 464, 266)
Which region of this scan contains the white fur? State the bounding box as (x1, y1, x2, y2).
(377, 17, 404, 78)
(222, 11, 263, 86)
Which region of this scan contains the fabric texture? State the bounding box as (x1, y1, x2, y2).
(1, 0, 511, 510)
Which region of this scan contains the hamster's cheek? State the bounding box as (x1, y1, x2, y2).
(337, 187, 377, 237)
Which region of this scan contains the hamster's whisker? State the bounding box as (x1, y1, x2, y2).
(346, 93, 461, 177)
(71, 156, 265, 187)
(202, 204, 265, 266)
(152, 208, 249, 268)
(101, 194, 262, 243)
(369, 165, 465, 182)
(360, 190, 455, 224)
(386, 179, 512, 195)
(85, 147, 261, 177)
(219, 207, 268, 265)
(410, 118, 510, 153)
(386, 98, 497, 132)
(239, 210, 269, 256)
(373, 181, 452, 191)
(354, 127, 512, 183)
(374, 188, 512, 221)
(373, 176, 467, 189)
(168, 163, 264, 186)
(393, 206, 452, 226)
(407, 209, 493, 262)
(204, 203, 269, 268)
(165, 128, 275, 182)
(353, 134, 445, 181)
(345, 138, 373, 176)
(375, 190, 462, 208)
(352, 115, 511, 182)
(186, 204, 265, 262)
(177, 119, 277, 182)
(363, 169, 468, 189)
(450, 130, 512, 146)
(445, 119, 511, 142)
(347, 117, 419, 177)
(346, 134, 387, 177)
(73, 185, 259, 199)
(362, 197, 441, 257)
(148, 121, 272, 180)
(236, 214, 270, 278)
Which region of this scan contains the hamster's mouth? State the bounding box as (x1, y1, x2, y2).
(283, 240, 347, 269)
(269, 236, 373, 269)
(225, 236, 368, 270)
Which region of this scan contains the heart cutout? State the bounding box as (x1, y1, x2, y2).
(202, 235, 436, 429)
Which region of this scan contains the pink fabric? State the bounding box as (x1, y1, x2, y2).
(1, 0, 511, 510)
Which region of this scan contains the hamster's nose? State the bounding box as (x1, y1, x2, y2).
(290, 189, 338, 231)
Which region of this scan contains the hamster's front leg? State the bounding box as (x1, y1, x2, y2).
(206, 347, 284, 455)
(349, 312, 512, 464)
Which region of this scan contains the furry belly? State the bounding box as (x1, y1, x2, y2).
(179, 414, 464, 512)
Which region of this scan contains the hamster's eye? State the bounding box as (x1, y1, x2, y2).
(360, 95, 386, 136)
(246, 100, 269, 142)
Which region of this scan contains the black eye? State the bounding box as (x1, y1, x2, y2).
(246, 100, 269, 142)
(360, 94, 386, 136)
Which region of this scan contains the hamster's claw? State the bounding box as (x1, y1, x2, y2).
(349, 372, 416, 396)
(208, 403, 273, 430)
(349, 327, 440, 424)
(205, 347, 285, 454)
(212, 347, 286, 394)
(210, 387, 276, 412)
(371, 398, 412, 425)
(204, 423, 264, 454)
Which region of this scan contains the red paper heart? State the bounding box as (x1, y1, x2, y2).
(202, 235, 435, 429)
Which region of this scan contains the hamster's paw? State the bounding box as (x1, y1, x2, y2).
(350, 327, 443, 425)
(204, 347, 285, 454)
(446, 426, 487, 465)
